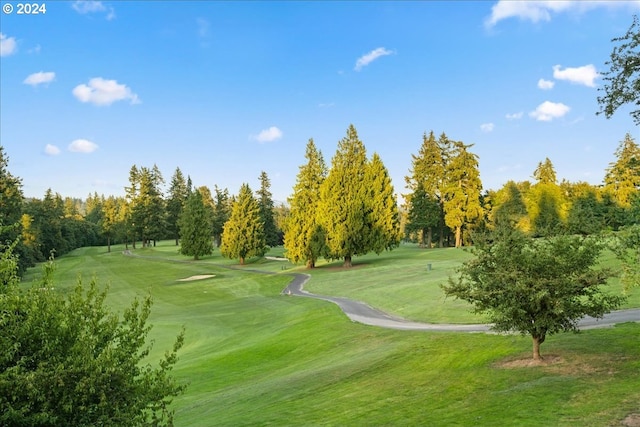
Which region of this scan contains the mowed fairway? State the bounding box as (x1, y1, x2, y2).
(22, 242, 640, 426)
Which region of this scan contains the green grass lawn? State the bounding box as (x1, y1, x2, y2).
(20, 241, 640, 426)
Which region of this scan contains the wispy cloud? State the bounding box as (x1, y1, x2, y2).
(0, 33, 17, 57)
(480, 123, 495, 133)
(72, 77, 140, 106)
(506, 112, 523, 120)
(354, 47, 394, 71)
(44, 144, 61, 156)
(552, 64, 598, 87)
(24, 71, 56, 87)
(197, 18, 210, 38)
(72, 1, 115, 20)
(318, 102, 335, 108)
(485, 1, 640, 28)
(529, 101, 570, 121)
(251, 126, 283, 143)
(68, 139, 99, 153)
(537, 78, 554, 90)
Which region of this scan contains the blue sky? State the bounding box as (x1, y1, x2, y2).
(1, 1, 639, 203)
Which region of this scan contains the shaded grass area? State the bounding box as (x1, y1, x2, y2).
(20, 241, 640, 426)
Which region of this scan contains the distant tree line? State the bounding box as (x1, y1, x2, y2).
(1, 128, 638, 271)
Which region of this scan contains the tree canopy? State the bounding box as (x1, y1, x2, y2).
(179, 190, 214, 260)
(0, 249, 186, 426)
(597, 15, 640, 125)
(442, 229, 625, 360)
(220, 183, 266, 264)
(284, 139, 328, 268)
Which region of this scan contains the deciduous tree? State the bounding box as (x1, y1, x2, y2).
(442, 229, 625, 360)
(597, 15, 640, 125)
(0, 249, 186, 426)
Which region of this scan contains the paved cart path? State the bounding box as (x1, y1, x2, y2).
(281, 273, 640, 332)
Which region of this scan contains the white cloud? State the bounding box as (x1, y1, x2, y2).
(505, 112, 523, 120)
(44, 144, 61, 156)
(529, 101, 570, 121)
(0, 33, 18, 57)
(72, 78, 140, 106)
(552, 64, 599, 87)
(354, 47, 394, 71)
(318, 102, 335, 108)
(537, 78, 554, 90)
(72, 1, 115, 20)
(252, 126, 283, 143)
(480, 123, 495, 132)
(24, 71, 56, 87)
(485, 1, 640, 27)
(68, 139, 99, 153)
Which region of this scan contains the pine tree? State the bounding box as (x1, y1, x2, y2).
(533, 157, 557, 185)
(366, 153, 401, 253)
(256, 171, 279, 247)
(130, 165, 166, 247)
(220, 184, 266, 265)
(491, 181, 528, 230)
(284, 139, 327, 268)
(404, 131, 446, 248)
(604, 132, 640, 207)
(166, 167, 189, 245)
(318, 125, 371, 267)
(179, 190, 213, 260)
(212, 186, 230, 248)
(442, 140, 483, 248)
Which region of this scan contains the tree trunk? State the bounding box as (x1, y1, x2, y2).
(306, 259, 315, 269)
(240, 257, 245, 265)
(175, 237, 179, 246)
(107, 236, 111, 253)
(532, 335, 545, 361)
(419, 228, 426, 248)
(427, 227, 433, 248)
(343, 255, 352, 268)
(455, 226, 462, 248)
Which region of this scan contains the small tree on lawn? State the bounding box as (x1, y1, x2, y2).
(442, 228, 625, 361)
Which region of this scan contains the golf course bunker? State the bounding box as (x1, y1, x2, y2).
(178, 274, 215, 282)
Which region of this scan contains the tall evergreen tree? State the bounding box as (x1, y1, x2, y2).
(404, 131, 446, 248)
(318, 125, 371, 267)
(220, 184, 266, 265)
(604, 132, 640, 207)
(130, 165, 166, 247)
(442, 140, 483, 248)
(284, 139, 327, 268)
(212, 186, 230, 248)
(179, 190, 213, 260)
(533, 157, 557, 185)
(166, 167, 189, 245)
(491, 181, 528, 231)
(366, 153, 401, 253)
(256, 171, 279, 247)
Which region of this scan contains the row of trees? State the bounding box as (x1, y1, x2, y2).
(2, 129, 638, 270)
(402, 132, 640, 250)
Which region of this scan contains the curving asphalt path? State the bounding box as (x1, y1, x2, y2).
(281, 273, 640, 332)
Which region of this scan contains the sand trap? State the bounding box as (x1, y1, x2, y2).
(178, 275, 215, 282)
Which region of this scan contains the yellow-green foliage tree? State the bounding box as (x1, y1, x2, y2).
(284, 139, 327, 268)
(604, 132, 640, 208)
(442, 140, 483, 248)
(220, 183, 266, 265)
